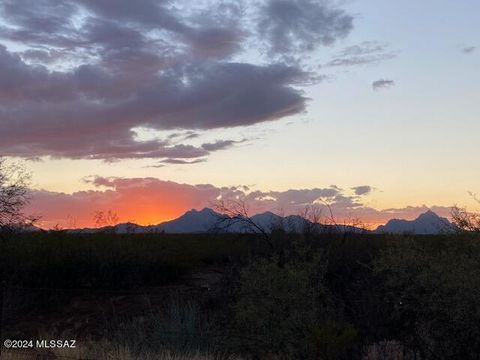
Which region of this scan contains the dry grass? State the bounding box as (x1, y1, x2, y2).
(362, 340, 417, 360)
(2, 345, 245, 360)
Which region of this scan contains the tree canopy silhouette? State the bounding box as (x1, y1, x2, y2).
(0, 158, 31, 233)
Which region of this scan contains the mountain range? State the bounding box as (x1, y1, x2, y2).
(69, 208, 455, 235)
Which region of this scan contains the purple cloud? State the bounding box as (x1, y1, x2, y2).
(259, 0, 353, 56)
(352, 185, 373, 196)
(0, 0, 355, 162)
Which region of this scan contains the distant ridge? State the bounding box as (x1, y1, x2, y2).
(71, 208, 369, 235)
(375, 210, 455, 235)
(34, 208, 455, 235)
(151, 208, 222, 233)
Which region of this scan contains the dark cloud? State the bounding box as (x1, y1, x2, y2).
(160, 158, 206, 165)
(0, 0, 79, 47)
(136, 62, 310, 130)
(0, 47, 308, 160)
(352, 185, 372, 196)
(183, 132, 200, 140)
(78, 0, 185, 31)
(185, 27, 244, 58)
(79, 0, 244, 58)
(325, 41, 396, 67)
(168, 131, 200, 141)
(0, 0, 355, 162)
(463, 46, 476, 55)
(372, 79, 395, 91)
(259, 0, 353, 56)
(201, 140, 242, 152)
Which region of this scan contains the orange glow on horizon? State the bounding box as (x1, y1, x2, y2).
(26, 177, 458, 231)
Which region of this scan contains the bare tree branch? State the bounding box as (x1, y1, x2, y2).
(451, 205, 480, 233)
(212, 200, 273, 248)
(93, 209, 120, 233)
(0, 158, 35, 238)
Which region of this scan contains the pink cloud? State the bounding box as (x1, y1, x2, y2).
(25, 177, 453, 229)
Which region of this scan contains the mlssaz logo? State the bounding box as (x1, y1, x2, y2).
(36, 340, 76, 349)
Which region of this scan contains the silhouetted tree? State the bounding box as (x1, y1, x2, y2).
(213, 199, 272, 246)
(0, 158, 32, 351)
(93, 209, 120, 233)
(451, 206, 480, 233)
(0, 158, 32, 234)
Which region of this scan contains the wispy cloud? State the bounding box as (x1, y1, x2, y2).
(372, 79, 395, 91)
(325, 41, 396, 67)
(160, 158, 206, 165)
(463, 46, 476, 55)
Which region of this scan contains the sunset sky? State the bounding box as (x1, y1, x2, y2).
(1, 0, 479, 228)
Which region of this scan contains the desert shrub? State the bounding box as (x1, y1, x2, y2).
(323, 235, 392, 344)
(362, 340, 416, 360)
(374, 237, 480, 359)
(107, 293, 218, 355)
(0, 232, 256, 342)
(308, 320, 358, 360)
(3, 229, 479, 359)
(0, 233, 253, 289)
(227, 243, 357, 360)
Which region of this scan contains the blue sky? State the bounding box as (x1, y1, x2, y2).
(0, 0, 478, 227)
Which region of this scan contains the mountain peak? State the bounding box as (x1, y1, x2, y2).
(199, 207, 217, 214)
(376, 210, 453, 234)
(187, 208, 218, 214)
(255, 211, 280, 218)
(418, 210, 439, 219)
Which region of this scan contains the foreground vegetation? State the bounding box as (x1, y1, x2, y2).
(1, 230, 480, 360)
